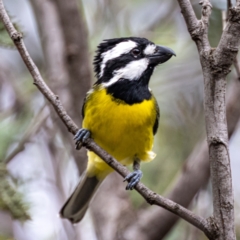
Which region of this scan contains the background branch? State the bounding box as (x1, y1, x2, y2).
(30, 0, 88, 174)
(53, 0, 92, 125)
(53, 0, 93, 173)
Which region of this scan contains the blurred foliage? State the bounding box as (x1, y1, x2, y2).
(0, 13, 23, 48)
(0, 163, 30, 221)
(0, 74, 36, 162)
(0, 236, 14, 240)
(0, 110, 31, 162)
(0, 21, 13, 47)
(0, 65, 36, 224)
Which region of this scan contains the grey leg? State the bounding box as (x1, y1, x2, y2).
(124, 158, 143, 190)
(74, 129, 91, 150)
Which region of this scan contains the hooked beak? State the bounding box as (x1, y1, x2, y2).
(149, 45, 176, 66)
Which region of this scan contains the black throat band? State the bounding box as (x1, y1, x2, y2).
(105, 67, 153, 105)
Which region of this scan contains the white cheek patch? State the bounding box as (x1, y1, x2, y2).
(144, 44, 156, 55)
(99, 40, 137, 78)
(103, 58, 149, 87)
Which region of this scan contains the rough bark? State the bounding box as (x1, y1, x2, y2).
(177, 0, 240, 239)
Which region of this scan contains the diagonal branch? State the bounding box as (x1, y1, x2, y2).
(0, 0, 217, 238)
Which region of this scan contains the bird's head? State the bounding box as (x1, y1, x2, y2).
(94, 37, 175, 87)
(93, 37, 175, 104)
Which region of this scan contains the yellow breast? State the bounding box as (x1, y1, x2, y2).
(83, 87, 157, 178)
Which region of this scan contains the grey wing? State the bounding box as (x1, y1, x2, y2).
(153, 98, 160, 135)
(81, 88, 94, 119)
(81, 96, 87, 119)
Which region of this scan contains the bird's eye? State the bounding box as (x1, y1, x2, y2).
(131, 48, 141, 57)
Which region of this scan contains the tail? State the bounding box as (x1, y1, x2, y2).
(60, 173, 102, 223)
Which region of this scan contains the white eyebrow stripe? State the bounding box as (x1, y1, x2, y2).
(103, 58, 149, 87)
(99, 40, 137, 78)
(144, 44, 156, 55)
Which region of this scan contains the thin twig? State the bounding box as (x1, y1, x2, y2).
(178, 0, 211, 53)
(199, 0, 212, 51)
(0, 0, 216, 238)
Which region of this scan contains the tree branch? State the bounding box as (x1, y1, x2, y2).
(0, 0, 217, 238)
(178, 1, 240, 239)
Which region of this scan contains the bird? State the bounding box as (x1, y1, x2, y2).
(60, 37, 175, 223)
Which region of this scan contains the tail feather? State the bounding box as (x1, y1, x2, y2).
(60, 174, 101, 223)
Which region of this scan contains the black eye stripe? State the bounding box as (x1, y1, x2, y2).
(97, 54, 140, 82)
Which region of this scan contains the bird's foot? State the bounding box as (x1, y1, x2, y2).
(124, 170, 143, 190)
(74, 129, 91, 150)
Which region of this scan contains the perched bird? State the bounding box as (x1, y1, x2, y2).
(60, 37, 175, 223)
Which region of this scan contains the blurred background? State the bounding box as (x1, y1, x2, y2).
(0, 0, 239, 239)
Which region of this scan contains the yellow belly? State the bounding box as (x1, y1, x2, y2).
(83, 87, 157, 179)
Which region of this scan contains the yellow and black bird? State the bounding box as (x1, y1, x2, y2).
(60, 37, 175, 223)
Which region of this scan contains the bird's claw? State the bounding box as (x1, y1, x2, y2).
(74, 129, 91, 150)
(124, 170, 143, 190)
